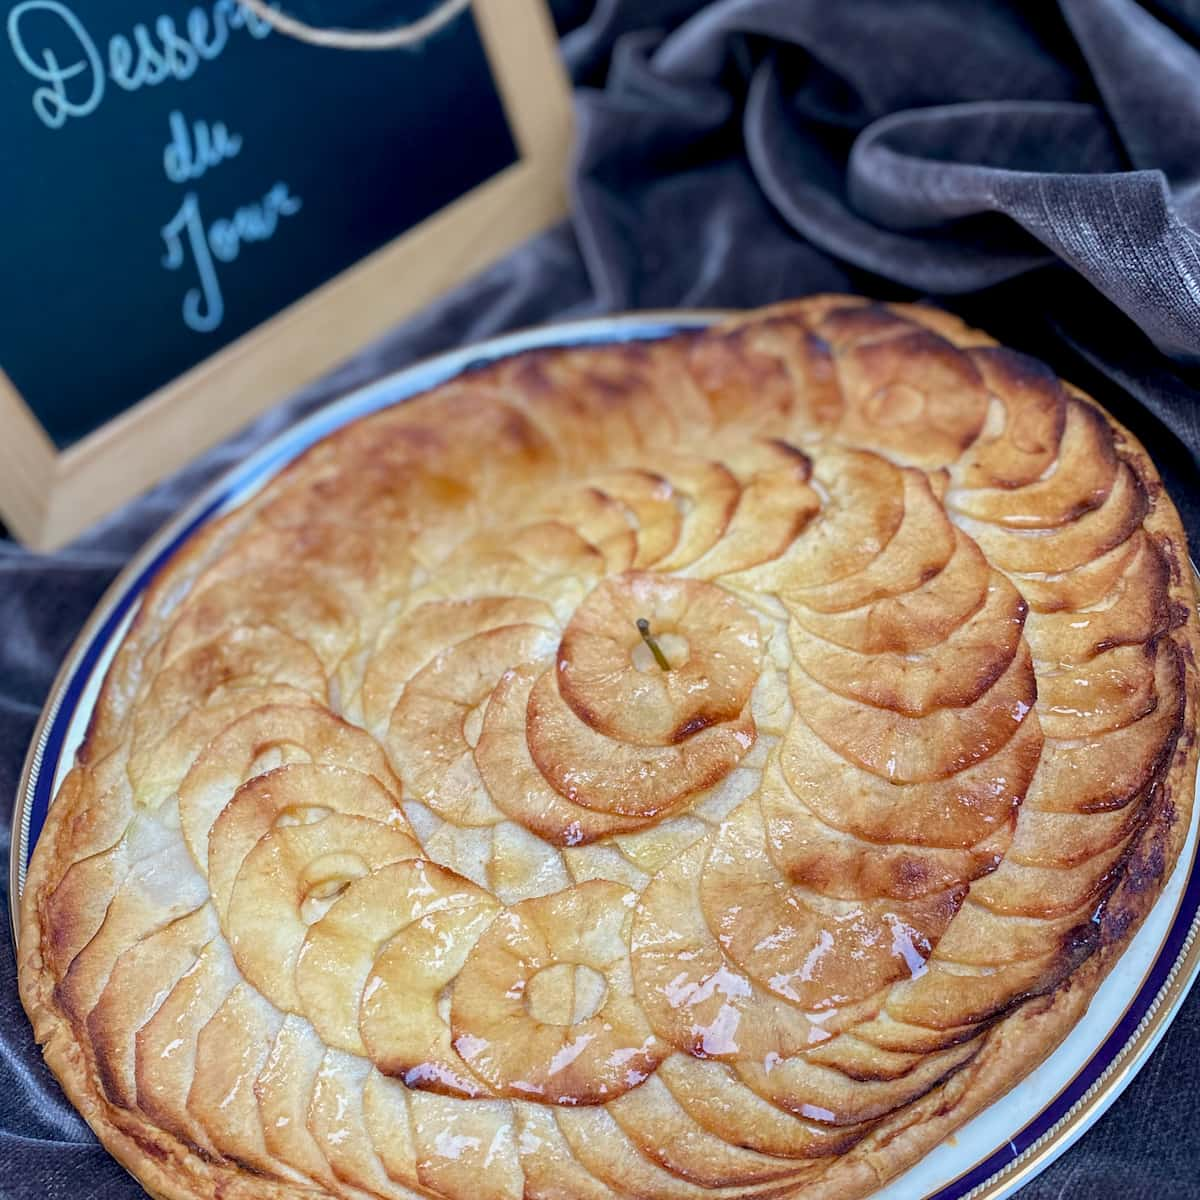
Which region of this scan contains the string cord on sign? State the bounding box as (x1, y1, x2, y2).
(236, 0, 472, 49)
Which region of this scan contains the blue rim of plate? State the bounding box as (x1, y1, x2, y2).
(9, 310, 1200, 1200)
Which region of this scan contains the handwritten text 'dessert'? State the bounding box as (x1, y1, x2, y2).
(6, 0, 273, 129)
(7, 1, 305, 335)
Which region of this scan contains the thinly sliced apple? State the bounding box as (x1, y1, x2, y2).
(734, 1033, 982, 1127)
(1005, 804, 1146, 868)
(739, 449, 906, 592)
(387, 623, 557, 826)
(652, 457, 742, 572)
(254, 1015, 337, 1191)
(658, 1055, 874, 1159)
(815, 301, 911, 349)
(1025, 532, 1170, 664)
(967, 838, 1133, 919)
(954, 347, 1067, 490)
(298, 859, 492, 1059)
(630, 840, 865, 1063)
(86, 905, 217, 1110)
(789, 573, 1025, 716)
(803, 1032, 931, 1082)
(128, 685, 320, 813)
(178, 703, 399, 873)
(779, 706, 1038, 848)
(557, 572, 762, 745)
(41, 800, 162, 982)
(1028, 640, 1183, 813)
(700, 802, 964, 1010)
(524, 483, 640, 573)
(408, 1091, 525, 1200)
(1036, 642, 1159, 739)
(207, 763, 409, 926)
(56, 837, 209, 1029)
(686, 324, 800, 434)
(360, 1069, 421, 1191)
(850, 1010, 984, 1055)
(527, 668, 755, 817)
(950, 399, 1117, 528)
(933, 896, 1098, 967)
(787, 529, 990, 656)
(134, 939, 237, 1159)
(361, 595, 557, 736)
(1006, 529, 1143, 614)
(760, 760, 1009, 901)
(836, 329, 988, 468)
(322, 861, 499, 1096)
(590, 468, 683, 567)
(257, 454, 480, 542)
(688, 465, 820, 580)
(959, 462, 1148, 575)
(556, 1106, 794, 1200)
(452, 881, 663, 1104)
(225, 814, 419, 1012)
(129, 626, 326, 760)
(307, 1050, 414, 1200)
(789, 641, 1037, 784)
(493, 341, 683, 464)
(884, 952, 1079, 1034)
(161, 567, 359, 674)
(788, 469, 956, 615)
(476, 665, 649, 845)
(514, 1105, 628, 1200)
(200, 517, 413, 600)
(608, 1073, 812, 1188)
(419, 529, 600, 631)
(188, 984, 300, 1182)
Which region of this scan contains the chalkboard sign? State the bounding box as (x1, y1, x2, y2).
(0, 0, 570, 547)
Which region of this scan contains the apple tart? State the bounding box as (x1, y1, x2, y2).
(18, 296, 1199, 1200)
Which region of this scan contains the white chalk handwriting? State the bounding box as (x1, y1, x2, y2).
(163, 110, 242, 183)
(6, 0, 272, 129)
(160, 183, 302, 333)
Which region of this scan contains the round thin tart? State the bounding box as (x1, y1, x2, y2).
(18, 297, 1200, 1200)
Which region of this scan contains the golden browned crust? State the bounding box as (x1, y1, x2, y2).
(19, 296, 1199, 1200)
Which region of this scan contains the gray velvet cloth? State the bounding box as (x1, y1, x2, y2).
(2, 1, 1199, 1196)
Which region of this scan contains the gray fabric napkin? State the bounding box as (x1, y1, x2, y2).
(2, 2, 1198, 1196)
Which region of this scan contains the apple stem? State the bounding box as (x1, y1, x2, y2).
(636, 618, 672, 671)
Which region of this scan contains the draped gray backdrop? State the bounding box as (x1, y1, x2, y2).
(3, 1, 1199, 1196)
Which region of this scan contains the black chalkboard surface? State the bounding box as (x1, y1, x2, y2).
(0, 0, 570, 548)
(1, 0, 519, 447)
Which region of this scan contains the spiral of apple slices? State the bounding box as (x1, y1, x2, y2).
(685, 308, 844, 436)
(23, 297, 1198, 1200)
(852, 336, 1182, 1054)
(746, 469, 1044, 1080)
(36, 757, 151, 986)
(359, 595, 558, 734)
(476, 664, 651, 846)
(865, 621, 1180, 1049)
(224, 813, 422, 1014)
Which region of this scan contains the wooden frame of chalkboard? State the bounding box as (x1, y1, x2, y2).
(0, 0, 571, 550)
